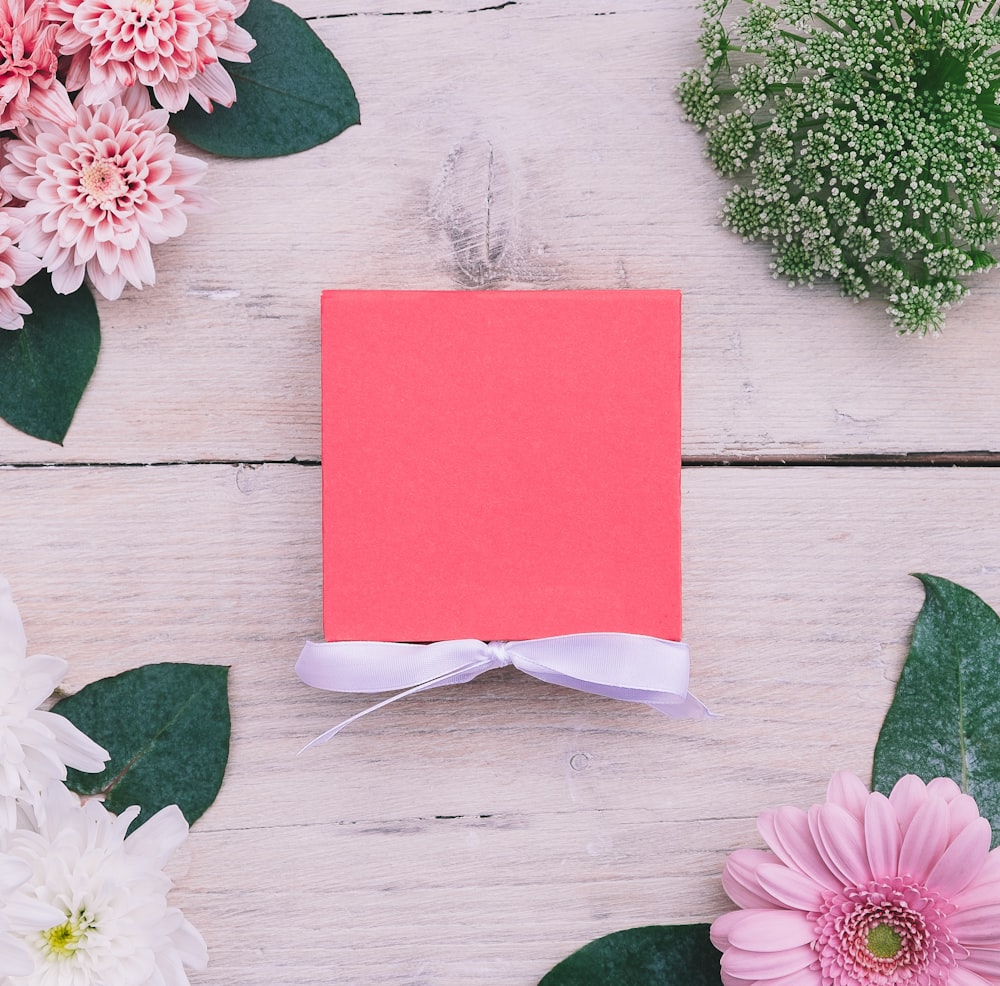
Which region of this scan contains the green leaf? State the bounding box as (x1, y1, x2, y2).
(538, 925, 722, 986)
(0, 273, 99, 444)
(53, 663, 231, 829)
(873, 574, 1000, 845)
(171, 0, 360, 158)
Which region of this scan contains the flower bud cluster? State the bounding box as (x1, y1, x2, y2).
(678, 0, 1000, 334)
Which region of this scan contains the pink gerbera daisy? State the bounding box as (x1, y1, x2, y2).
(51, 0, 256, 113)
(0, 88, 211, 301)
(712, 772, 1000, 986)
(0, 0, 76, 132)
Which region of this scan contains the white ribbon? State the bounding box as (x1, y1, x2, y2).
(296, 633, 710, 747)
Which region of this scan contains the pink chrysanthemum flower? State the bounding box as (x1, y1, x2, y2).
(0, 0, 76, 132)
(0, 181, 43, 330)
(51, 0, 256, 113)
(712, 772, 1000, 986)
(0, 88, 211, 301)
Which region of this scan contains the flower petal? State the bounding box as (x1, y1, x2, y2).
(826, 772, 868, 821)
(0, 939, 34, 978)
(954, 852, 1000, 909)
(765, 971, 824, 986)
(927, 776, 963, 801)
(949, 967, 993, 986)
(756, 862, 824, 911)
(125, 804, 189, 866)
(889, 774, 929, 834)
(33, 709, 108, 773)
(0, 577, 27, 665)
(726, 909, 816, 950)
(720, 972, 755, 986)
(897, 793, 949, 883)
(0, 855, 30, 894)
(864, 791, 900, 879)
(711, 908, 747, 950)
(813, 802, 871, 886)
(764, 806, 841, 891)
(946, 792, 983, 838)
(948, 904, 1000, 946)
(724, 849, 785, 908)
(926, 817, 991, 897)
(722, 943, 816, 980)
(964, 948, 1000, 978)
(169, 916, 208, 971)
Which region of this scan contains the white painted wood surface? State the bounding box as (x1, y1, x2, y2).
(1, 1, 999, 985)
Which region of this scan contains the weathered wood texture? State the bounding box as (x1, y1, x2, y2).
(3, 464, 1000, 984)
(1, 0, 999, 463)
(1, 2, 999, 985)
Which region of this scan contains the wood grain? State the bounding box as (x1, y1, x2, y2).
(3, 462, 1000, 984)
(2, 2, 1000, 985)
(1, 0, 998, 463)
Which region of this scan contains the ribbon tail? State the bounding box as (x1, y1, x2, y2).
(647, 691, 715, 720)
(299, 657, 494, 751)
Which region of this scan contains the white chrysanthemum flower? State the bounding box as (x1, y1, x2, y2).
(0, 852, 63, 978)
(0, 578, 109, 831)
(2, 784, 208, 986)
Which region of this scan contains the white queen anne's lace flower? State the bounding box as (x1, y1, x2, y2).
(679, 0, 1000, 334)
(2, 785, 208, 986)
(0, 579, 108, 831)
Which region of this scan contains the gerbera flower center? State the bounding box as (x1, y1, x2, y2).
(867, 922, 902, 959)
(813, 878, 959, 986)
(39, 909, 96, 960)
(79, 160, 128, 203)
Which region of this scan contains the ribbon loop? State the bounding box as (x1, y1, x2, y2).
(296, 632, 710, 747)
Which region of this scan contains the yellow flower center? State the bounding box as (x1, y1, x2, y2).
(867, 923, 903, 959)
(41, 910, 94, 959)
(80, 161, 128, 203)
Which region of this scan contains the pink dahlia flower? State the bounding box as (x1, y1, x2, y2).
(0, 181, 43, 330)
(711, 772, 1000, 986)
(52, 0, 256, 113)
(0, 0, 76, 132)
(0, 88, 211, 300)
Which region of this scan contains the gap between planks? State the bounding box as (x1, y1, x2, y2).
(3, 453, 1000, 469)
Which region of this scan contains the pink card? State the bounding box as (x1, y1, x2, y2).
(321, 290, 682, 644)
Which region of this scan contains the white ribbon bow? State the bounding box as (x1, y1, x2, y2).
(296, 633, 710, 747)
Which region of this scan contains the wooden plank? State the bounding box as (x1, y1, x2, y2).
(3, 462, 1000, 983)
(289, 0, 669, 16)
(2, 2, 1000, 463)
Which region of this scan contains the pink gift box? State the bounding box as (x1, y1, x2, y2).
(320, 290, 683, 644)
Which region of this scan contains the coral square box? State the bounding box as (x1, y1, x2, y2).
(296, 290, 705, 739)
(321, 289, 681, 642)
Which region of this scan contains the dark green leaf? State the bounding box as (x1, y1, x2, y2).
(54, 663, 231, 829)
(171, 0, 359, 158)
(0, 273, 99, 444)
(538, 925, 722, 986)
(873, 574, 1000, 845)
